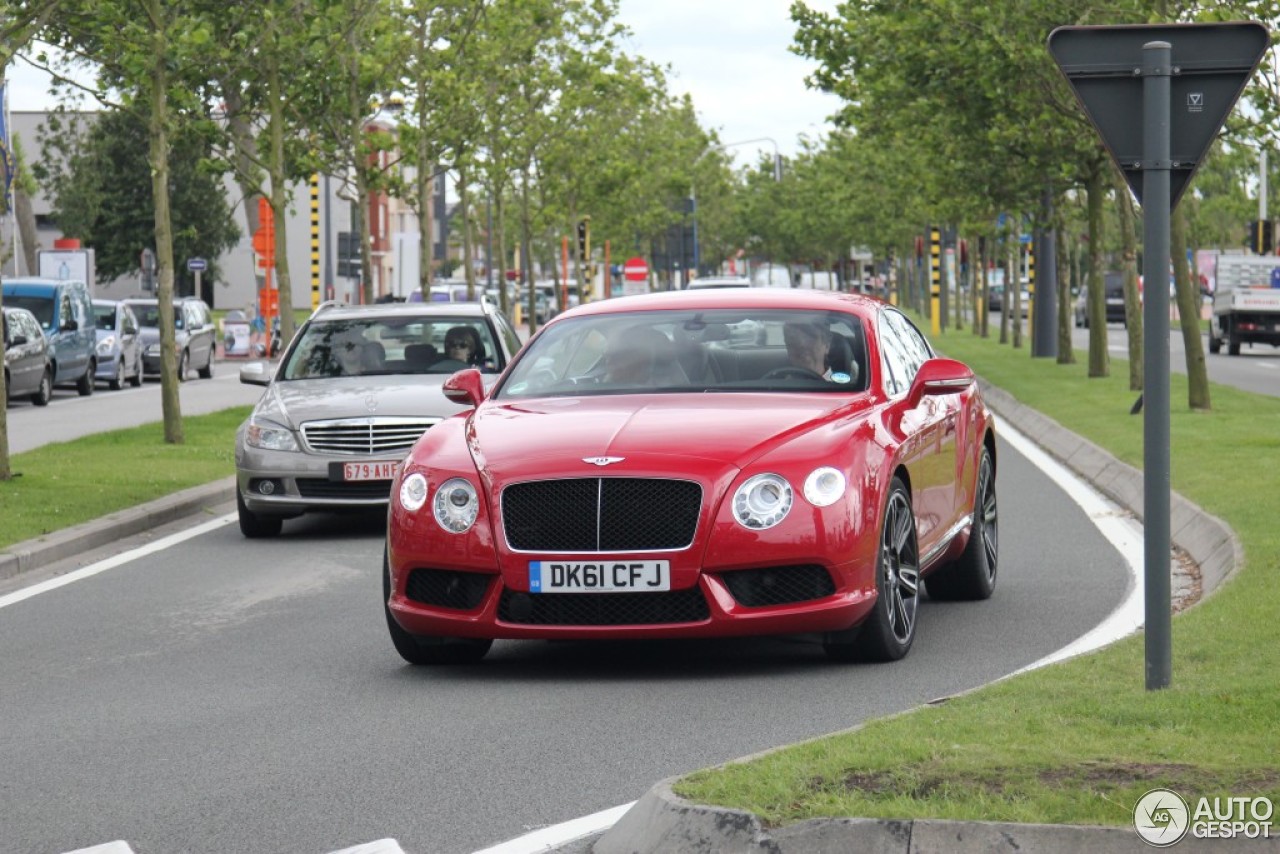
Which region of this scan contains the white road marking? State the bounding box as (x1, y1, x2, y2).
(64, 841, 405, 854)
(0, 515, 236, 611)
(471, 803, 636, 854)
(63, 843, 135, 854)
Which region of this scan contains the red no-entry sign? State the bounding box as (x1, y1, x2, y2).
(623, 257, 649, 282)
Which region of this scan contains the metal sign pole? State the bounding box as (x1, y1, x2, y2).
(1142, 41, 1173, 691)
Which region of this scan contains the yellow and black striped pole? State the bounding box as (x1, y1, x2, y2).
(1025, 235, 1035, 334)
(309, 174, 321, 309)
(929, 227, 942, 335)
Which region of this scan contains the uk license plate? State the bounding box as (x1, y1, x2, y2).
(342, 460, 400, 481)
(529, 560, 670, 593)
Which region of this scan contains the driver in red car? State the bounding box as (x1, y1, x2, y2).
(782, 320, 832, 379)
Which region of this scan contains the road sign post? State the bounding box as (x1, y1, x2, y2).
(1050, 22, 1269, 691)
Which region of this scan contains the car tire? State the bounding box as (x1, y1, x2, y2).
(130, 356, 143, 387)
(76, 361, 95, 396)
(383, 548, 492, 665)
(198, 348, 214, 379)
(824, 476, 919, 663)
(926, 447, 998, 601)
(177, 350, 189, 381)
(109, 359, 125, 391)
(1208, 331, 1221, 355)
(31, 368, 53, 406)
(237, 490, 282, 538)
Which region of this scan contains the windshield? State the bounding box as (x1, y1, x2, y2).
(128, 303, 184, 330)
(282, 315, 503, 380)
(94, 305, 117, 331)
(497, 308, 870, 399)
(5, 295, 54, 330)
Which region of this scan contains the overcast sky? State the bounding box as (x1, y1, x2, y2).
(5, 0, 843, 165)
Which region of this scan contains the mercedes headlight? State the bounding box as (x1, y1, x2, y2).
(96, 336, 116, 356)
(244, 418, 299, 452)
(433, 477, 478, 533)
(803, 467, 846, 507)
(732, 473, 792, 530)
(399, 472, 428, 512)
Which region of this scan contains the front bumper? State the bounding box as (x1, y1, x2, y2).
(95, 353, 122, 380)
(236, 443, 398, 517)
(386, 556, 878, 642)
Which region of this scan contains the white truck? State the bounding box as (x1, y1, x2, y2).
(1208, 254, 1280, 355)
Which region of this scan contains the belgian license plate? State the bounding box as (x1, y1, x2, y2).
(342, 460, 400, 481)
(529, 560, 670, 593)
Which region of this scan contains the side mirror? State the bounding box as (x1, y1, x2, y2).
(61, 319, 78, 332)
(8, 333, 27, 347)
(239, 361, 272, 386)
(443, 367, 486, 408)
(906, 357, 974, 407)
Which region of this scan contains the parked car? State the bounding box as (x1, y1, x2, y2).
(384, 288, 998, 665)
(3, 305, 54, 406)
(1, 277, 96, 396)
(233, 300, 523, 537)
(1074, 272, 1128, 328)
(987, 281, 1032, 318)
(92, 299, 144, 390)
(123, 296, 216, 380)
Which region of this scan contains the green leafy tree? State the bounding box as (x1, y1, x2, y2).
(41, 107, 239, 291)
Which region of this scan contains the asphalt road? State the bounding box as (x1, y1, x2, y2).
(1068, 318, 1279, 398)
(0, 433, 1131, 854)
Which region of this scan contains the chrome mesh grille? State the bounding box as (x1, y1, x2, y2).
(301, 417, 436, 455)
(502, 478, 702, 552)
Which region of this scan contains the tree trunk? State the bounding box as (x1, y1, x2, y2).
(1000, 239, 1012, 345)
(1056, 225, 1074, 364)
(267, 60, 295, 347)
(1172, 206, 1210, 410)
(1086, 166, 1108, 377)
(1117, 174, 1142, 390)
(147, 7, 183, 444)
(15, 184, 38, 275)
(459, 166, 475, 302)
(519, 167, 535, 334)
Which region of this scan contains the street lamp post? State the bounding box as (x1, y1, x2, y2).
(692, 137, 782, 280)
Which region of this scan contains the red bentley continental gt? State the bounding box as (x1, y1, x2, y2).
(384, 289, 998, 664)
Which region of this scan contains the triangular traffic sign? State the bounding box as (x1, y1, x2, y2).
(1048, 22, 1270, 208)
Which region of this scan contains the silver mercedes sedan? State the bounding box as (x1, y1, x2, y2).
(234, 300, 523, 537)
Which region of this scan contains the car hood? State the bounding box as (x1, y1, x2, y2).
(255, 375, 471, 428)
(469, 394, 868, 481)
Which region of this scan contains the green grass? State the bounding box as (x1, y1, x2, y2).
(675, 322, 1280, 828)
(0, 407, 252, 548)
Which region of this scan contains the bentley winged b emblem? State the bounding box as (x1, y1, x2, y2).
(583, 456, 625, 467)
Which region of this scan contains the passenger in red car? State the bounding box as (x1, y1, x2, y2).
(782, 320, 832, 379)
(603, 326, 669, 384)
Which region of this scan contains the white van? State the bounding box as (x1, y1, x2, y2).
(751, 263, 793, 289)
(798, 271, 839, 290)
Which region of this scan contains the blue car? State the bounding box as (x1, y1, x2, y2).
(93, 299, 144, 390)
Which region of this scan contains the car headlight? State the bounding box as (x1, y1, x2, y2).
(433, 477, 478, 533)
(244, 418, 299, 452)
(732, 473, 792, 529)
(399, 472, 428, 512)
(97, 336, 116, 355)
(803, 467, 846, 507)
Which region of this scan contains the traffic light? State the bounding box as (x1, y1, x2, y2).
(577, 216, 591, 263)
(1248, 219, 1274, 254)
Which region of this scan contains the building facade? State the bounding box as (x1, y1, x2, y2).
(1, 110, 448, 312)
